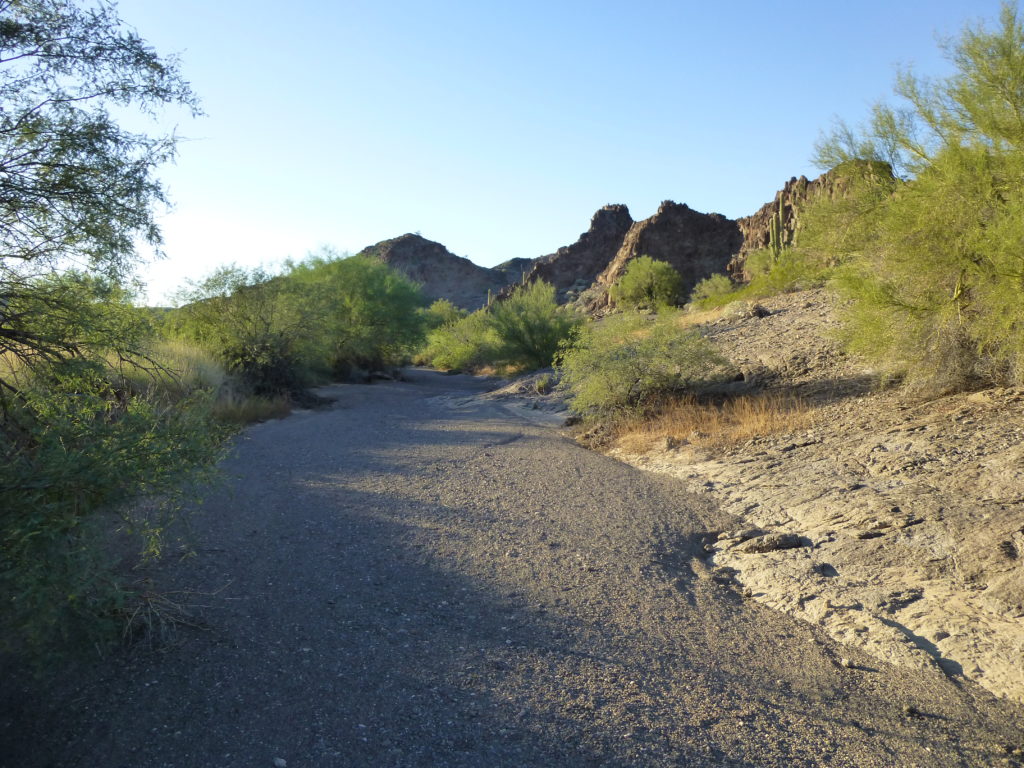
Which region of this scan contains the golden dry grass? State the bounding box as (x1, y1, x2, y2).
(612, 392, 815, 455)
(673, 306, 726, 329)
(211, 390, 292, 425)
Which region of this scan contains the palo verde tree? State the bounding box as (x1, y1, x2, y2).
(0, 1, 220, 657)
(0, 0, 199, 374)
(807, 2, 1024, 391)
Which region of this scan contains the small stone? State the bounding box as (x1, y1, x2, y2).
(840, 658, 853, 668)
(274, 759, 287, 768)
(734, 532, 805, 554)
(902, 704, 920, 717)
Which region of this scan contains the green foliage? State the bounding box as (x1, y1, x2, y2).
(421, 309, 499, 372)
(690, 249, 832, 310)
(166, 253, 428, 390)
(557, 310, 729, 419)
(609, 256, 683, 309)
(808, 2, 1024, 390)
(0, 3, 227, 659)
(488, 281, 580, 370)
(419, 281, 579, 373)
(689, 273, 735, 302)
(0, 359, 225, 657)
(420, 299, 467, 332)
(287, 253, 427, 375)
(166, 266, 305, 396)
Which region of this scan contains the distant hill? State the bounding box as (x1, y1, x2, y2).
(357, 234, 514, 310)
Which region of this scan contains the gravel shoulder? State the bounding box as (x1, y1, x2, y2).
(2, 369, 1022, 767)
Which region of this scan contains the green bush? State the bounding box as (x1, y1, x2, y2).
(557, 310, 729, 419)
(421, 309, 498, 372)
(167, 253, 428, 388)
(488, 281, 580, 370)
(420, 281, 579, 373)
(690, 248, 832, 310)
(804, 3, 1024, 391)
(689, 273, 735, 302)
(420, 299, 467, 331)
(609, 256, 683, 309)
(287, 253, 427, 375)
(0, 360, 225, 657)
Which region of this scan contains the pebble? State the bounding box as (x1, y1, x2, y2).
(840, 658, 853, 668)
(274, 758, 287, 768)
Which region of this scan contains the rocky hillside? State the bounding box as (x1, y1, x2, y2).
(357, 233, 511, 310)
(588, 201, 742, 309)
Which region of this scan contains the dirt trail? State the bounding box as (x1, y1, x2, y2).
(3, 370, 1022, 767)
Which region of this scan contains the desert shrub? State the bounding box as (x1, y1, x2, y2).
(690, 248, 832, 310)
(167, 253, 427, 388)
(689, 273, 735, 302)
(166, 266, 308, 396)
(488, 281, 580, 370)
(420, 299, 467, 331)
(420, 281, 578, 373)
(287, 253, 427, 374)
(0, 359, 225, 657)
(421, 309, 498, 372)
(609, 256, 683, 309)
(557, 310, 729, 419)
(803, 3, 1024, 391)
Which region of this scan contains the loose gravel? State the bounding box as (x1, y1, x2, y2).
(2, 370, 1022, 767)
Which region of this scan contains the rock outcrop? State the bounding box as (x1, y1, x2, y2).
(358, 234, 513, 310)
(728, 167, 885, 280)
(522, 205, 635, 301)
(590, 202, 742, 309)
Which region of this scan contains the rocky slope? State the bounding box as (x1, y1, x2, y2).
(610, 289, 1024, 705)
(518, 204, 634, 302)
(358, 233, 512, 310)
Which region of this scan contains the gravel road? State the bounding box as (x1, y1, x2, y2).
(3, 370, 1022, 767)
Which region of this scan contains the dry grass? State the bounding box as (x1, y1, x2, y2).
(674, 306, 726, 329)
(212, 390, 292, 425)
(612, 393, 815, 455)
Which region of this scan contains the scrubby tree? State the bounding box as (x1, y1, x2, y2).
(609, 256, 683, 309)
(489, 281, 579, 370)
(420, 281, 578, 373)
(807, 2, 1024, 390)
(0, 0, 199, 380)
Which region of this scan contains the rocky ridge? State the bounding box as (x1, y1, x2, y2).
(610, 289, 1024, 704)
(514, 204, 634, 302)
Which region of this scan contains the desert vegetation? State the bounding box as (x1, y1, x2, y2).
(556, 310, 730, 419)
(419, 280, 579, 373)
(0, 2, 429, 659)
(690, 4, 1024, 394)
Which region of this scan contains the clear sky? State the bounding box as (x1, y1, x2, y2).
(114, 0, 1007, 304)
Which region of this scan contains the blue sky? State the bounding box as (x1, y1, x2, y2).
(115, 0, 1007, 303)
